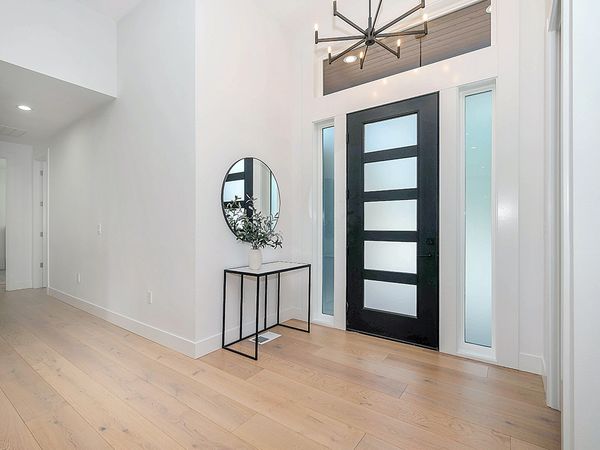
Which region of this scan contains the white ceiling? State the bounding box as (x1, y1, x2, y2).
(0, 61, 114, 145)
(75, 0, 144, 21)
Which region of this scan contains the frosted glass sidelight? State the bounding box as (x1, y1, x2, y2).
(364, 241, 416, 273)
(364, 280, 417, 316)
(322, 127, 335, 316)
(364, 200, 417, 231)
(223, 180, 244, 202)
(364, 158, 417, 192)
(364, 114, 418, 153)
(464, 90, 493, 348)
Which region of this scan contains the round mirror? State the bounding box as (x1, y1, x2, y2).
(221, 158, 280, 237)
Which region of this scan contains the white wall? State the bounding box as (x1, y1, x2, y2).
(194, 0, 302, 355)
(0, 141, 33, 290)
(0, 0, 117, 96)
(566, 0, 600, 447)
(48, 0, 198, 355)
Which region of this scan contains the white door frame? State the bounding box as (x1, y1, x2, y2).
(456, 82, 498, 362)
(32, 159, 47, 289)
(543, 1, 561, 411)
(311, 117, 348, 331)
(312, 120, 336, 328)
(439, 80, 503, 365)
(559, 0, 574, 446)
(42, 160, 48, 288)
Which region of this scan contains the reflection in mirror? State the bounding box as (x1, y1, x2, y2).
(221, 158, 280, 237)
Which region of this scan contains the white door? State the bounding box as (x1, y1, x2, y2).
(32, 160, 47, 288)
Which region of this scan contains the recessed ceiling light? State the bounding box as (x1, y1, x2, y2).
(17, 105, 32, 111)
(486, 5, 492, 13)
(343, 55, 358, 64)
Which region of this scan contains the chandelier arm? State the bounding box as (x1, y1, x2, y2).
(375, 39, 400, 58)
(375, 2, 424, 35)
(372, 0, 384, 28)
(317, 35, 366, 43)
(329, 39, 366, 64)
(334, 10, 367, 34)
(377, 28, 428, 38)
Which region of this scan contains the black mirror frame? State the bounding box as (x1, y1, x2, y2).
(220, 157, 281, 237)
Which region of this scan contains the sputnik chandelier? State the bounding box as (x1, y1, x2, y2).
(314, 0, 429, 69)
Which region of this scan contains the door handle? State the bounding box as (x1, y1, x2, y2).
(418, 253, 434, 258)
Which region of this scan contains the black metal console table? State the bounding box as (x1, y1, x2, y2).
(222, 262, 311, 360)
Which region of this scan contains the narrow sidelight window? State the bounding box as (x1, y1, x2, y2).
(464, 90, 493, 348)
(322, 127, 335, 316)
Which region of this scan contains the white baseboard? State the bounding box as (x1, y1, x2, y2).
(519, 352, 544, 375)
(311, 318, 337, 329)
(48, 287, 198, 358)
(542, 357, 548, 389)
(47, 287, 306, 360)
(195, 333, 222, 358)
(6, 280, 33, 291)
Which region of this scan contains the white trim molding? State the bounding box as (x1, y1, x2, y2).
(6, 280, 34, 291)
(543, 7, 562, 410)
(48, 287, 304, 359)
(312, 120, 336, 328)
(48, 287, 198, 357)
(441, 80, 523, 368)
(456, 81, 498, 363)
(519, 352, 544, 375)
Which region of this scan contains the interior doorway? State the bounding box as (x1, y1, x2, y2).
(346, 93, 439, 349)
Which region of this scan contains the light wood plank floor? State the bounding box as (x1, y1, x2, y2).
(0, 288, 560, 449)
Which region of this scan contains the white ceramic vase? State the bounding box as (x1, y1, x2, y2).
(249, 248, 263, 270)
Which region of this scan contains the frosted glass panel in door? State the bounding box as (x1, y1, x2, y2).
(364, 200, 417, 231)
(364, 114, 418, 152)
(364, 280, 417, 316)
(364, 241, 416, 273)
(364, 158, 417, 192)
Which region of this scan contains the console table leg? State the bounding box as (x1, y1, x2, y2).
(264, 275, 268, 330)
(239, 275, 244, 340)
(277, 273, 281, 325)
(254, 275, 260, 360)
(222, 272, 227, 348)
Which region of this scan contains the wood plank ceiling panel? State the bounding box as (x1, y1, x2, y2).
(323, 0, 491, 95)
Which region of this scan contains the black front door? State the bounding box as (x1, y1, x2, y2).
(346, 93, 439, 349)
